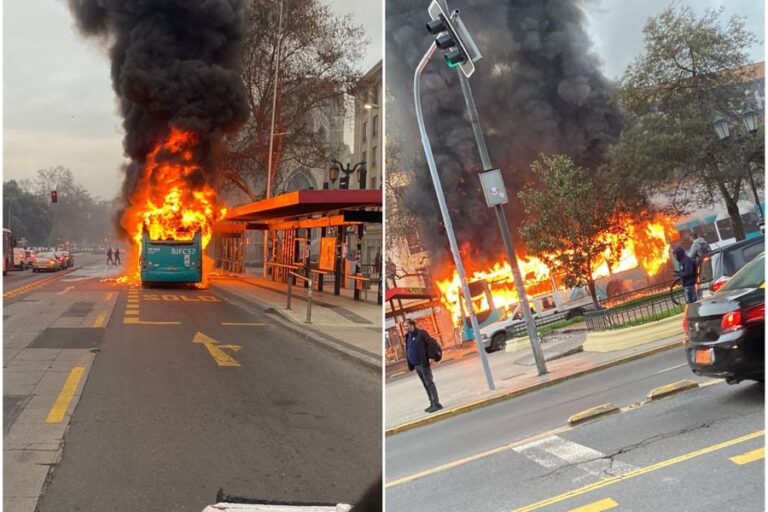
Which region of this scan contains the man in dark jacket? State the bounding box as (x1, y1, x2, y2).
(673, 246, 697, 303)
(405, 319, 443, 413)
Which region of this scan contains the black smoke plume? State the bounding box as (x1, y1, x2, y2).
(387, 0, 623, 277)
(66, 0, 249, 236)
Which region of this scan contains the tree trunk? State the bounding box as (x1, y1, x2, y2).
(587, 278, 600, 309)
(717, 179, 746, 241)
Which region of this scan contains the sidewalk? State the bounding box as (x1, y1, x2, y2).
(385, 331, 684, 434)
(210, 273, 382, 370)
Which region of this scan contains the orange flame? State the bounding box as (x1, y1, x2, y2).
(437, 216, 675, 326)
(119, 127, 226, 285)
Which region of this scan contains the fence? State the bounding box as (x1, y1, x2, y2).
(584, 289, 685, 331)
(506, 310, 572, 338)
(600, 278, 678, 309)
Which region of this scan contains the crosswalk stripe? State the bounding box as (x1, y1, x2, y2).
(514, 436, 636, 478)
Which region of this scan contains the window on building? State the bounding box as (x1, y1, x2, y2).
(362, 121, 367, 142)
(362, 151, 367, 168)
(371, 147, 377, 168)
(405, 232, 424, 255)
(371, 176, 377, 190)
(372, 115, 378, 137)
(373, 85, 379, 105)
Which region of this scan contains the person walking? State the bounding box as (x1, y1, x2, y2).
(106, 247, 114, 266)
(405, 319, 443, 413)
(673, 246, 697, 303)
(114, 247, 121, 265)
(688, 232, 711, 268)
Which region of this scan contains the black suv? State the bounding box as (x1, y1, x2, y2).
(697, 235, 765, 298)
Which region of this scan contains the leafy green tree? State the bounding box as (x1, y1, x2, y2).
(615, 6, 761, 240)
(518, 154, 628, 307)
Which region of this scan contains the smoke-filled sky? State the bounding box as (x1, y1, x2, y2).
(2, 0, 383, 199)
(2, 0, 763, 200)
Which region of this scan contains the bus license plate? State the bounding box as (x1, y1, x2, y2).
(695, 348, 714, 365)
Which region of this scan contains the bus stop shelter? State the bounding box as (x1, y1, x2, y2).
(214, 189, 382, 302)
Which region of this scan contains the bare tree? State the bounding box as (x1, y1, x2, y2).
(227, 0, 368, 197)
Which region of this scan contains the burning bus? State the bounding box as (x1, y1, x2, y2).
(140, 228, 203, 284)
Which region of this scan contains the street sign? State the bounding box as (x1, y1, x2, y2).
(319, 237, 336, 271)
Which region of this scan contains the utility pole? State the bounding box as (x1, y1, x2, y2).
(456, 64, 548, 376)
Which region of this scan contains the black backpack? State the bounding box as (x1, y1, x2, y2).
(426, 335, 443, 362)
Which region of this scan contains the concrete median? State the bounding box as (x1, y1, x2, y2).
(582, 314, 684, 353)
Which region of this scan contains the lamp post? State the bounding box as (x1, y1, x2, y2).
(713, 110, 764, 222)
(329, 160, 366, 190)
(262, 0, 284, 279)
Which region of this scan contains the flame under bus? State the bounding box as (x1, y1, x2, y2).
(140, 229, 202, 284)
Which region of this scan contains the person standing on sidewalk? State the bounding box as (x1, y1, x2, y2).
(114, 247, 121, 265)
(106, 247, 114, 266)
(673, 246, 697, 303)
(405, 319, 443, 413)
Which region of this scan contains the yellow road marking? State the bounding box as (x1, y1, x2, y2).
(105, 292, 114, 301)
(510, 430, 764, 512)
(45, 367, 85, 423)
(127, 299, 139, 304)
(124, 310, 139, 316)
(221, 322, 266, 326)
(386, 425, 571, 488)
(193, 332, 241, 367)
(569, 498, 618, 512)
(730, 447, 764, 465)
(93, 312, 106, 327)
(123, 318, 180, 325)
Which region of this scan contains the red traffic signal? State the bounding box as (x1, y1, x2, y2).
(51, 191, 58, 203)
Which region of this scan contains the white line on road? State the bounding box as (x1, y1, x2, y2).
(57, 286, 75, 295)
(655, 363, 687, 374)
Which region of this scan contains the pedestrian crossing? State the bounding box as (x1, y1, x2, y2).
(514, 435, 637, 483)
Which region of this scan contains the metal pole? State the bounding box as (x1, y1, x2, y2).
(263, 0, 283, 278)
(457, 71, 548, 375)
(286, 272, 292, 310)
(415, 43, 495, 391)
(306, 279, 313, 324)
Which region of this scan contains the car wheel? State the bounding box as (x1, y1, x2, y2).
(491, 333, 507, 352)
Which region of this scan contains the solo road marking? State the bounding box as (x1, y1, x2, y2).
(730, 447, 764, 465)
(568, 498, 618, 512)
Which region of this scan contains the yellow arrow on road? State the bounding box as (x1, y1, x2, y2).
(193, 332, 241, 367)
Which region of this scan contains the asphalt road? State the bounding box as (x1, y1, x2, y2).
(387, 348, 713, 481)
(8, 261, 380, 511)
(386, 374, 764, 512)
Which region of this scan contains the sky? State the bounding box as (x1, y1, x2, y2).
(1, 0, 763, 200)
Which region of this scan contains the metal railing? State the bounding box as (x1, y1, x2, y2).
(506, 310, 573, 338)
(287, 271, 313, 324)
(584, 289, 685, 331)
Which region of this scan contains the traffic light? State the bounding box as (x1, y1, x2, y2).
(51, 191, 58, 203)
(425, 1, 481, 77)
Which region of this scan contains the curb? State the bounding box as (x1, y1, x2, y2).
(583, 314, 684, 352)
(646, 379, 700, 401)
(211, 283, 382, 372)
(568, 403, 620, 426)
(3, 267, 79, 299)
(385, 339, 683, 436)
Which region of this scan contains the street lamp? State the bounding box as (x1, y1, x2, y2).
(329, 160, 366, 190)
(712, 111, 763, 222)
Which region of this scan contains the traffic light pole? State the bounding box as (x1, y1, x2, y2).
(456, 70, 548, 376)
(415, 43, 496, 391)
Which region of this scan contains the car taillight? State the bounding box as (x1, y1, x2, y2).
(711, 275, 730, 293)
(721, 309, 743, 333)
(746, 304, 765, 324)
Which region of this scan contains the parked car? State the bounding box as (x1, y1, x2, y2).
(33, 252, 63, 272)
(697, 235, 764, 298)
(684, 252, 764, 384)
